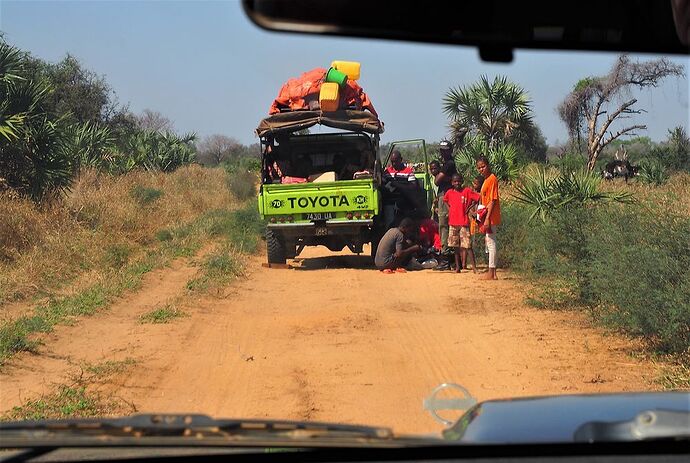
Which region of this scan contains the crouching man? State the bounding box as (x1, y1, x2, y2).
(374, 218, 423, 273)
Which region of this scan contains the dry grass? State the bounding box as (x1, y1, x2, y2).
(3, 358, 138, 421)
(0, 165, 234, 307)
(621, 171, 690, 213)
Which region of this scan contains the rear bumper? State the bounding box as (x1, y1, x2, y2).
(267, 219, 373, 230)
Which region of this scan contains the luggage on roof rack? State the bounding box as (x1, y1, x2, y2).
(268, 67, 378, 117)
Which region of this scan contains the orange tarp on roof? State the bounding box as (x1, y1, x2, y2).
(268, 68, 378, 118)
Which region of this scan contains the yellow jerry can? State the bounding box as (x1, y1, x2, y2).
(331, 60, 361, 80)
(319, 82, 340, 112)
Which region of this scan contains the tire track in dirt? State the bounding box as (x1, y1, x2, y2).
(1, 246, 662, 435)
(0, 253, 206, 408)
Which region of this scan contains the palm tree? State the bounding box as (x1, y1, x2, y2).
(512, 166, 633, 222)
(455, 135, 520, 182)
(443, 75, 533, 149)
(0, 40, 74, 200)
(0, 40, 27, 142)
(111, 130, 197, 174)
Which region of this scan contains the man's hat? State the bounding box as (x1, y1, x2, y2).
(439, 140, 453, 151)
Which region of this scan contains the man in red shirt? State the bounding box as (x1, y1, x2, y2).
(443, 173, 480, 273)
(384, 150, 415, 179)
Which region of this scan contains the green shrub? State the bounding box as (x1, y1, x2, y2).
(638, 159, 668, 186)
(130, 185, 163, 205)
(499, 195, 690, 354)
(155, 229, 173, 241)
(511, 166, 632, 222)
(104, 244, 131, 268)
(455, 135, 520, 182)
(109, 130, 197, 175)
(586, 202, 690, 353)
(0, 41, 78, 200)
(205, 204, 262, 252)
(551, 152, 588, 173)
(227, 170, 256, 201)
(223, 156, 261, 174)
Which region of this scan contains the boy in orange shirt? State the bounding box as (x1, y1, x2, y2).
(476, 157, 501, 280)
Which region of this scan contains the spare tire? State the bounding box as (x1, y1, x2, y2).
(266, 229, 286, 264)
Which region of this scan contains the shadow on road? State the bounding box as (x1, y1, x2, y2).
(291, 254, 375, 271)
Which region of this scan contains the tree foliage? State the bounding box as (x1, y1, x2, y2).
(24, 53, 115, 125)
(0, 38, 198, 201)
(637, 159, 668, 186)
(666, 126, 690, 170)
(558, 55, 685, 171)
(443, 75, 535, 149)
(443, 75, 544, 178)
(0, 40, 73, 199)
(512, 122, 548, 163)
(455, 135, 519, 182)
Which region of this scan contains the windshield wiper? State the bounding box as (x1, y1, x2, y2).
(0, 414, 436, 449)
(574, 410, 690, 442)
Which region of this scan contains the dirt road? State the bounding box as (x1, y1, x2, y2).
(0, 246, 660, 435)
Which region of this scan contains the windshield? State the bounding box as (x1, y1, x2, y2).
(0, 0, 688, 450)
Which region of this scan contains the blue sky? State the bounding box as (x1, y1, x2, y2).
(1, 0, 688, 146)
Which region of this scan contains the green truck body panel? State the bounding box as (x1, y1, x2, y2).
(259, 179, 379, 222)
(255, 115, 431, 262)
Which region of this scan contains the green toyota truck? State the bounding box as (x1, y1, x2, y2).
(256, 110, 432, 264)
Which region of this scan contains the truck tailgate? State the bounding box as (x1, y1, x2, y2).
(259, 179, 378, 218)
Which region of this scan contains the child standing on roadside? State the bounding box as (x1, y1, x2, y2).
(466, 175, 484, 272)
(476, 156, 501, 280)
(443, 173, 480, 273)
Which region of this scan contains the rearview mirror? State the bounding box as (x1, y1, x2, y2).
(242, 0, 689, 62)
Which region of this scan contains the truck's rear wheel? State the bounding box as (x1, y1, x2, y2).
(266, 229, 287, 264)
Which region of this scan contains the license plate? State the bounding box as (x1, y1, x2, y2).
(315, 227, 328, 236)
(304, 213, 334, 221)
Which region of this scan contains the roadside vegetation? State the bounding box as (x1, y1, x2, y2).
(139, 304, 187, 324)
(1, 166, 233, 305)
(500, 172, 689, 352)
(0, 37, 263, 366)
(3, 359, 137, 421)
(2, 31, 687, 407)
(492, 163, 689, 388)
(0, 190, 262, 364)
(185, 197, 264, 294)
(436, 57, 689, 382)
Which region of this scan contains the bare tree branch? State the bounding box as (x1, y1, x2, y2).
(558, 55, 686, 171)
(136, 109, 174, 133)
(196, 134, 241, 165)
(600, 125, 647, 151)
(592, 98, 638, 149)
